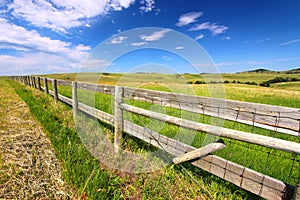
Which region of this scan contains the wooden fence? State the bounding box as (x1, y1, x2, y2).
(10, 75, 300, 200)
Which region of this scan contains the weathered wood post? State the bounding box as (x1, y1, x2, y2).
(33, 76, 37, 88)
(114, 86, 124, 153)
(52, 79, 58, 103)
(293, 178, 300, 200)
(24, 76, 27, 85)
(44, 78, 49, 94)
(72, 81, 78, 119)
(37, 77, 41, 90)
(28, 76, 32, 87)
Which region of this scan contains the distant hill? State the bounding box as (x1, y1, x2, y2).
(283, 68, 300, 74)
(239, 69, 274, 73)
(239, 68, 300, 74)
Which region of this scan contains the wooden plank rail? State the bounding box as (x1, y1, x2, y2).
(124, 87, 300, 136)
(172, 140, 226, 164)
(122, 120, 294, 200)
(120, 103, 300, 155)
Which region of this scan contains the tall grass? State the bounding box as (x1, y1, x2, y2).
(8, 79, 261, 199)
(54, 82, 300, 186)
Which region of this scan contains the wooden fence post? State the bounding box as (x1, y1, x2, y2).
(37, 77, 41, 90)
(293, 178, 300, 200)
(31, 76, 34, 88)
(52, 79, 58, 102)
(44, 78, 49, 94)
(72, 81, 78, 119)
(33, 76, 37, 88)
(114, 86, 124, 153)
(28, 76, 31, 86)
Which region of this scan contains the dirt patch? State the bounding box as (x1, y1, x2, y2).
(0, 79, 75, 199)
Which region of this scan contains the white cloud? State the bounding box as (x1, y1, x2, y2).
(175, 46, 185, 50)
(139, 0, 155, 13)
(176, 12, 203, 27)
(130, 42, 147, 46)
(109, 36, 128, 44)
(110, 0, 135, 11)
(189, 22, 228, 36)
(6, 0, 137, 33)
(0, 18, 90, 57)
(273, 57, 300, 62)
(140, 29, 170, 41)
(161, 56, 172, 61)
(246, 61, 269, 65)
(222, 36, 231, 40)
(195, 34, 204, 40)
(215, 62, 235, 66)
(280, 39, 300, 46)
(0, 18, 92, 75)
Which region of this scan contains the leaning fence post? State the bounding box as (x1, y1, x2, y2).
(52, 79, 58, 103)
(44, 78, 49, 94)
(72, 81, 78, 119)
(114, 86, 124, 153)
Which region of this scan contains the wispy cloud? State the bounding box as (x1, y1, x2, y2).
(130, 42, 147, 46)
(161, 56, 172, 60)
(6, 0, 137, 33)
(280, 39, 300, 46)
(222, 36, 231, 40)
(140, 29, 170, 41)
(189, 22, 228, 36)
(273, 57, 300, 62)
(246, 61, 269, 65)
(245, 38, 270, 44)
(195, 34, 204, 40)
(176, 12, 203, 27)
(175, 46, 185, 50)
(109, 36, 128, 44)
(215, 62, 235, 66)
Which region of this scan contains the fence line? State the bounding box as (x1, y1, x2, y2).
(10, 75, 300, 200)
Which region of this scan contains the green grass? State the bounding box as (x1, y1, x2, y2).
(44, 72, 300, 108)
(8, 79, 262, 199)
(52, 81, 300, 186)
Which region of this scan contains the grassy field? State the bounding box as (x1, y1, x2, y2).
(6, 79, 262, 200)
(7, 71, 300, 199)
(43, 72, 300, 108)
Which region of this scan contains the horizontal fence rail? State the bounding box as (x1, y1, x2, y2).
(10, 75, 300, 200)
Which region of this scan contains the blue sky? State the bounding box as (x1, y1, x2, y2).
(0, 0, 299, 75)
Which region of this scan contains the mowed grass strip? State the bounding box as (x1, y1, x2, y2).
(7, 79, 263, 199)
(0, 78, 75, 199)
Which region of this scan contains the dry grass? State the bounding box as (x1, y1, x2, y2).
(0, 79, 76, 199)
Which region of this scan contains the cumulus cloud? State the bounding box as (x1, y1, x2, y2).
(0, 18, 92, 75)
(139, 0, 156, 13)
(6, 0, 138, 33)
(0, 18, 90, 57)
(189, 22, 228, 36)
(176, 12, 203, 27)
(140, 29, 170, 41)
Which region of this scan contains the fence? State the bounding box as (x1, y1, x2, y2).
(10, 75, 300, 200)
